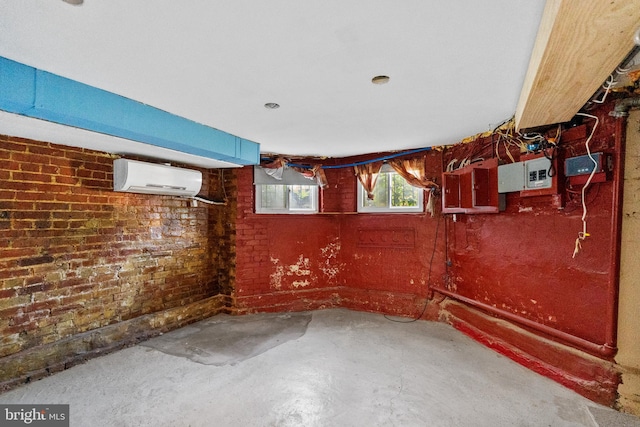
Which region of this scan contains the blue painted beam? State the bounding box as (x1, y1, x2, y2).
(0, 56, 259, 165)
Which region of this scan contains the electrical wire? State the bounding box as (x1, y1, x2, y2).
(542, 146, 557, 177)
(592, 74, 616, 104)
(192, 196, 227, 205)
(220, 169, 228, 201)
(572, 112, 599, 258)
(384, 208, 442, 323)
(262, 146, 433, 170)
(563, 182, 600, 213)
(188, 170, 230, 206)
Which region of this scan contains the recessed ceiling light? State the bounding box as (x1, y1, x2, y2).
(264, 103, 280, 109)
(372, 75, 390, 85)
(62, 0, 83, 4)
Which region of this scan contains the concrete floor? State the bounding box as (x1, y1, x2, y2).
(1, 309, 639, 427)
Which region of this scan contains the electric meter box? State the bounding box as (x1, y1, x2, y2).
(565, 152, 610, 177)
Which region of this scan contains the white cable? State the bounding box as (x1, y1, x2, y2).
(592, 74, 616, 104)
(521, 133, 544, 141)
(503, 139, 515, 163)
(572, 113, 599, 258)
(192, 196, 227, 205)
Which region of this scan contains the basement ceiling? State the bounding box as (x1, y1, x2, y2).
(0, 0, 546, 163)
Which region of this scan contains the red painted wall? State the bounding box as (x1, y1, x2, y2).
(436, 103, 622, 404)
(232, 102, 622, 404)
(440, 107, 618, 354)
(233, 151, 446, 318)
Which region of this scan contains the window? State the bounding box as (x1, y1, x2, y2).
(357, 165, 424, 213)
(254, 165, 320, 214)
(256, 184, 318, 214)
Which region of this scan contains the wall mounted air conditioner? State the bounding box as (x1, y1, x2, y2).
(113, 159, 202, 196)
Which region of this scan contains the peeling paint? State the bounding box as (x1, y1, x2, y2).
(288, 255, 311, 277)
(270, 266, 284, 290)
(319, 238, 344, 282)
(270, 255, 313, 290)
(270, 256, 284, 290)
(292, 280, 310, 288)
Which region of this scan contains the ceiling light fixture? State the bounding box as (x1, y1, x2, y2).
(264, 103, 280, 109)
(372, 75, 390, 85)
(62, 0, 84, 4)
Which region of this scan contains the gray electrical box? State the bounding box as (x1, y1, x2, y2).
(498, 157, 553, 193)
(498, 162, 525, 193)
(524, 157, 552, 189)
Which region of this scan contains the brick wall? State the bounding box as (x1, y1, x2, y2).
(0, 135, 230, 388)
(209, 168, 237, 296)
(233, 151, 446, 318)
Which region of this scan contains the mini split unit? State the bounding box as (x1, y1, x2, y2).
(113, 159, 202, 197)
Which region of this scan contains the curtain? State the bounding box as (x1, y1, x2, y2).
(261, 157, 328, 188)
(354, 161, 383, 199)
(260, 157, 286, 180)
(388, 157, 438, 189)
(291, 164, 328, 188)
(389, 157, 439, 216)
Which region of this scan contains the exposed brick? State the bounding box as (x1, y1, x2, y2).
(11, 171, 52, 183)
(0, 141, 28, 153)
(0, 190, 17, 200)
(0, 248, 37, 259)
(17, 255, 54, 267)
(0, 135, 223, 368)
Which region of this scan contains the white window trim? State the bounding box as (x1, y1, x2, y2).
(255, 184, 319, 214)
(357, 166, 424, 213)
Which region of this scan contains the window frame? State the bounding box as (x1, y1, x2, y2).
(357, 165, 424, 213)
(255, 183, 319, 214)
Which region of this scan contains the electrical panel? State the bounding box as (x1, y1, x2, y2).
(498, 154, 558, 196)
(524, 157, 552, 190)
(564, 152, 612, 185)
(519, 152, 561, 201)
(497, 162, 525, 193)
(496, 152, 562, 208)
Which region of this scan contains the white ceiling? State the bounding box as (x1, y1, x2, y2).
(0, 0, 545, 163)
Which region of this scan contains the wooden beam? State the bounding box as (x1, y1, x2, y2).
(515, 0, 640, 130)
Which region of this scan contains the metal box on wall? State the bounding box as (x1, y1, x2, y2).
(498, 162, 525, 193)
(524, 156, 553, 190)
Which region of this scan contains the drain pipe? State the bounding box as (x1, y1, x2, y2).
(611, 96, 640, 118)
(604, 95, 640, 358)
(432, 285, 616, 358)
(609, 33, 640, 117)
